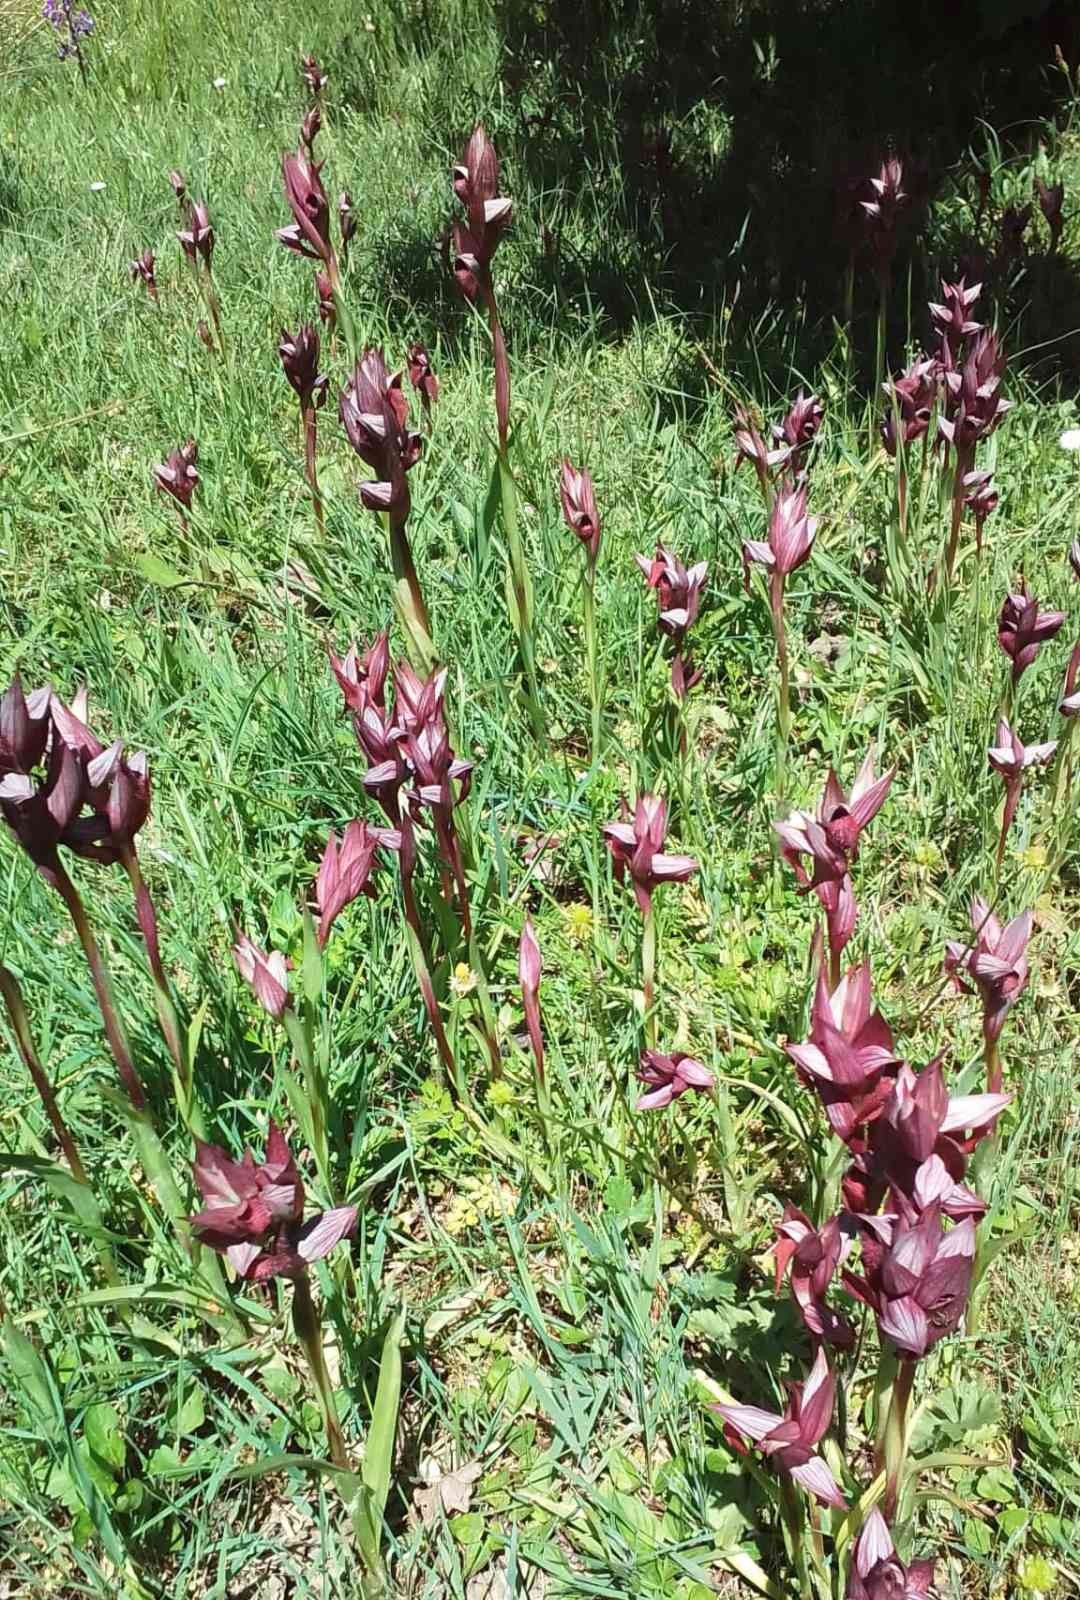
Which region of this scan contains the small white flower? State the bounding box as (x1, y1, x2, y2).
(89, 181, 106, 192)
(213, 77, 227, 89)
(1060, 428, 1080, 451)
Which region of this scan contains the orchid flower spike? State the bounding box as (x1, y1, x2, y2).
(846, 1509, 935, 1600)
(129, 248, 158, 301)
(945, 897, 1031, 1046)
(774, 1205, 855, 1348)
(407, 343, 439, 412)
(279, 323, 327, 410)
(152, 440, 199, 512)
(315, 820, 400, 946)
(602, 793, 698, 916)
(560, 462, 602, 562)
(742, 483, 818, 593)
(997, 586, 1065, 685)
(713, 1346, 847, 1507)
(190, 1121, 356, 1282)
(635, 1048, 713, 1111)
(232, 933, 290, 1020)
(843, 1201, 976, 1360)
(277, 147, 335, 271)
(177, 199, 214, 265)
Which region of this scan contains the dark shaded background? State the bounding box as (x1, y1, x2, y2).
(486, 0, 1080, 383)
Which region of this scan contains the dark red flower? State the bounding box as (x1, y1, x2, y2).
(190, 1122, 356, 1282)
(786, 962, 899, 1147)
(774, 1205, 855, 1348)
(846, 1509, 935, 1600)
(277, 148, 334, 268)
(339, 349, 422, 516)
(602, 794, 698, 916)
(279, 323, 327, 410)
(315, 820, 399, 947)
(843, 1200, 976, 1360)
(559, 462, 602, 561)
(997, 586, 1064, 685)
(713, 1347, 846, 1506)
(407, 343, 438, 411)
(153, 440, 199, 511)
(177, 200, 214, 265)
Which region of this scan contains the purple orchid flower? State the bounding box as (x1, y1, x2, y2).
(846, 1509, 934, 1600)
(997, 586, 1065, 685)
(713, 1346, 847, 1507)
(635, 1048, 714, 1111)
(774, 1206, 855, 1348)
(232, 933, 290, 1020)
(636, 545, 707, 699)
(786, 962, 899, 1147)
(988, 719, 1056, 871)
(602, 794, 698, 918)
(844, 1200, 976, 1360)
(190, 1122, 356, 1282)
(315, 820, 400, 947)
(928, 278, 982, 346)
(561, 462, 602, 562)
(945, 897, 1031, 1055)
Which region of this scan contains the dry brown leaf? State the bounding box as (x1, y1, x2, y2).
(412, 1456, 483, 1524)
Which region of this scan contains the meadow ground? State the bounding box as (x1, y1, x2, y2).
(2, 1, 1080, 1596)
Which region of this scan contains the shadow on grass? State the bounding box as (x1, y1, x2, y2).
(463, 0, 1080, 388)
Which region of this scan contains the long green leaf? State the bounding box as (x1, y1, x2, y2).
(362, 1309, 405, 1520)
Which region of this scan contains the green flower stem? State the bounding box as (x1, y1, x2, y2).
(202, 268, 226, 357)
(873, 1344, 898, 1470)
(967, 1031, 1005, 1335)
(497, 449, 546, 743)
(47, 864, 243, 1327)
(882, 1355, 916, 1521)
(583, 550, 601, 759)
(779, 1476, 813, 1600)
(282, 1005, 333, 1202)
(50, 860, 147, 1114)
(327, 262, 357, 362)
(770, 578, 792, 803)
(303, 400, 324, 539)
(120, 847, 205, 1139)
(943, 445, 974, 585)
(400, 868, 466, 1101)
(292, 1269, 349, 1471)
(384, 509, 437, 676)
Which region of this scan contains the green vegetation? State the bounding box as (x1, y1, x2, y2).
(1, 1, 1079, 1595)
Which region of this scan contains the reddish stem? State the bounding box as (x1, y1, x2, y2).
(997, 776, 1021, 874)
(399, 853, 459, 1092)
(944, 444, 974, 582)
(302, 402, 324, 536)
(0, 965, 89, 1185)
(483, 277, 510, 455)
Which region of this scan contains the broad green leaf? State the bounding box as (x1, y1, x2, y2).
(136, 552, 186, 589)
(85, 1402, 126, 1475)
